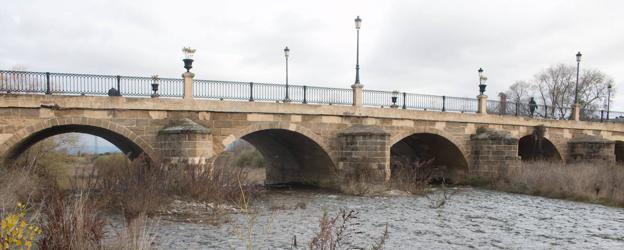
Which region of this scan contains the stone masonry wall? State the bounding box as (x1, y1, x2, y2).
(567, 135, 615, 165)
(470, 128, 520, 179)
(337, 125, 390, 192)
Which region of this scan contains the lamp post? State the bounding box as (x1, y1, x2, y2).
(354, 16, 362, 85)
(151, 74, 160, 98)
(284, 46, 290, 102)
(574, 51, 582, 106)
(478, 68, 487, 95)
(607, 84, 612, 120)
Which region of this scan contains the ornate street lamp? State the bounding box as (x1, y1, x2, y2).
(607, 84, 612, 120)
(354, 16, 362, 85)
(151, 74, 160, 98)
(284, 46, 290, 102)
(478, 68, 487, 95)
(182, 47, 196, 72)
(574, 51, 582, 105)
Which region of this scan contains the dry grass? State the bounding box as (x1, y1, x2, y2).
(39, 190, 106, 250)
(307, 209, 389, 250)
(0, 169, 46, 214)
(86, 153, 261, 221)
(106, 213, 157, 250)
(495, 161, 624, 206)
(92, 155, 167, 220)
(389, 159, 440, 194)
(165, 163, 260, 208)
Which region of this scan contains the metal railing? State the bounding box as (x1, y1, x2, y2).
(2, 69, 622, 123)
(363, 90, 478, 113)
(486, 100, 573, 120)
(0, 70, 183, 97)
(193, 79, 353, 105)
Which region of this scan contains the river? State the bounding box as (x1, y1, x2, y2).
(107, 188, 624, 249)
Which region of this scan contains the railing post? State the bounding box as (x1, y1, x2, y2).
(571, 104, 581, 121)
(442, 96, 446, 112)
(601, 110, 604, 122)
(477, 94, 488, 114)
(351, 83, 363, 107)
(303, 85, 307, 104)
(45, 72, 51, 95)
(402, 92, 406, 109)
(116, 75, 121, 94)
(182, 72, 195, 99)
(249, 82, 254, 102)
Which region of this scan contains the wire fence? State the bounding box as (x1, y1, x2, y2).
(1, 69, 622, 122)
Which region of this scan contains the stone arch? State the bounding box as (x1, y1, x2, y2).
(615, 141, 624, 164)
(1, 117, 157, 162)
(220, 122, 331, 157)
(517, 130, 564, 162)
(517, 135, 563, 161)
(389, 128, 469, 183)
(218, 122, 337, 188)
(389, 127, 469, 158)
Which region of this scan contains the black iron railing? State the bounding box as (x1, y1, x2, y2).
(0, 70, 183, 97)
(193, 79, 353, 105)
(486, 100, 573, 120)
(363, 90, 478, 113)
(2, 69, 622, 122)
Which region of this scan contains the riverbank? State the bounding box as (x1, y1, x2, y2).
(474, 162, 624, 208)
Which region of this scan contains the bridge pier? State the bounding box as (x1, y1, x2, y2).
(470, 128, 520, 179)
(567, 135, 615, 165)
(337, 125, 389, 193)
(158, 118, 213, 166)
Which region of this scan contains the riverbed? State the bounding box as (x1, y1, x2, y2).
(107, 188, 624, 249)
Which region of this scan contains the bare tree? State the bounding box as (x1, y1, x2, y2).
(505, 64, 615, 119)
(505, 80, 533, 103)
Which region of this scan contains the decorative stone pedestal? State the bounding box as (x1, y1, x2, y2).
(158, 118, 212, 166)
(351, 83, 364, 107)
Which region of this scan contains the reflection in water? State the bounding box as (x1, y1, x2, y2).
(108, 188, 624, 249)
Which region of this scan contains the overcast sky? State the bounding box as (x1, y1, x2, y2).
(2, 0, 623, 108)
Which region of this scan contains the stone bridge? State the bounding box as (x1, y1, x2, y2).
(2, 92, 624, 192)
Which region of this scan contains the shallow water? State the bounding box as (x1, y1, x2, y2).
(109, 188, 624, 249)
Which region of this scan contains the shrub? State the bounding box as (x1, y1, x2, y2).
(389, 159, 439, 194)
(0, 202, 42, 250)
(38, 188, 105, 250)
(308, 209, 389, 250)
(94, 155, 166, 220)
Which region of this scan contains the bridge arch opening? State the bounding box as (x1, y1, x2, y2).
(517, 135, 562, 162)
(390, 133, 468, 184)
(615, 141, 624, 164)
(219, 129, 337, 189)
(6, 124, 148, 162)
